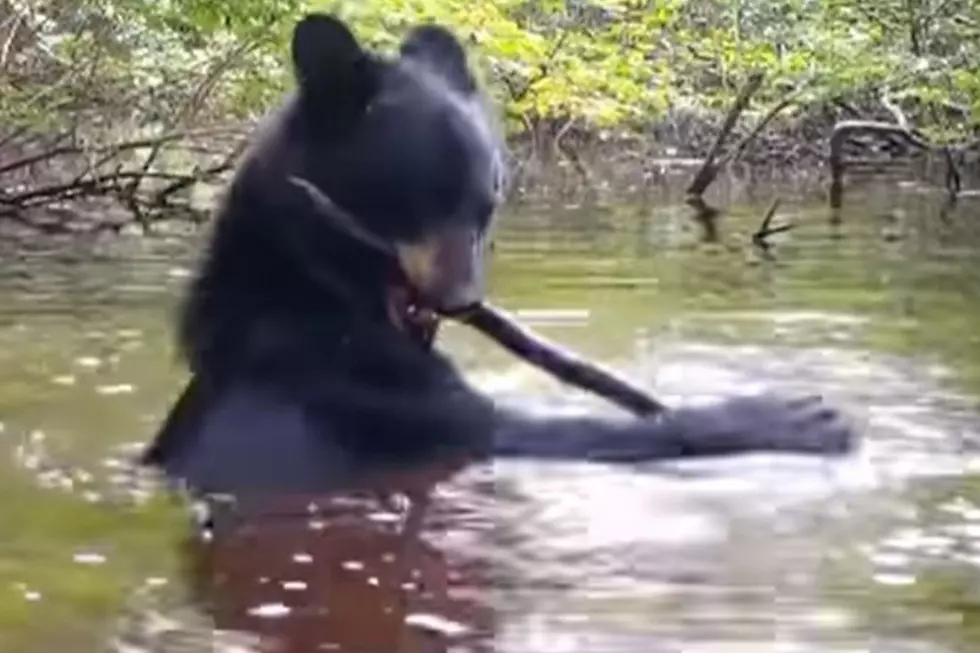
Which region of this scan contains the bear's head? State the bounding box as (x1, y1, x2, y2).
(284, 13, 506, 316)
(181, 14, 507, 373)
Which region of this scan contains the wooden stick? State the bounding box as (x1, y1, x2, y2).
(291, 176, 668, 417)
(686, 71, 765, 199)
(456, 303, 667, 416)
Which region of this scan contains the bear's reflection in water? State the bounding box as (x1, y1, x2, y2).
(181, 461, 495, 653)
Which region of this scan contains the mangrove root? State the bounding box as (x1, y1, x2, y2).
(828, 94, 974, 210)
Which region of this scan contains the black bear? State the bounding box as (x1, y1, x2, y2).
(140, 13, 853, 498)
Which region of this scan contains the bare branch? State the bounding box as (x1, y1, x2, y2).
(505, 29, 571, 103)
(828, 107, 969, 210)
(752, 198, 792, 260)
(124, 38, 260, 204)
(0, 127, 244, 177)
(0, 11, 24, 70)
(880, 91, 912, 131)
(723, 94, 800, 166)
(153, 138, 248, 205)
(686, 71, 765, 199)
(0, 125, 30, 152)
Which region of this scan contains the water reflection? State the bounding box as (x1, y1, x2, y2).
(101, 340, 980, 652)
(172, 464, 493, 653)
(1, 182, 980, 652)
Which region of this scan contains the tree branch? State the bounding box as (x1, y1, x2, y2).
(828, 92, 970, 210)
(686, 70, 765, 199)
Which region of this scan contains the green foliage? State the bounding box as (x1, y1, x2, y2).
(0, 0, 302, 133)
(1, 0, 979, 141)
(316, 0, 680, 129)
(308, 0, 980, 139)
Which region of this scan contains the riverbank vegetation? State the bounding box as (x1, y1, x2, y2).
(1, 0, 978, 230)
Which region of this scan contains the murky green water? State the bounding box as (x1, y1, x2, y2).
(1, 177, 979, 652)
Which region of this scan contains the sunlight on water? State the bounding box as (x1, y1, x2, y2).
(1, 184, 979, 652)
(475, 335, 980, 493)
(454, 314, 979, 651)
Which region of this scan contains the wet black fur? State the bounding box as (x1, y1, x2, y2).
(141, 14, 853, 497)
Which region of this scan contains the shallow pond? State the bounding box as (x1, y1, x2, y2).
(1, 176, 979, 652)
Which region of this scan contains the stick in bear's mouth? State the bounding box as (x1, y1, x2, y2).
(289, 177, 393, 255)
(290, 175, 482, 314)
(453, 303, 667, 416)
(288, 175, 667, 417)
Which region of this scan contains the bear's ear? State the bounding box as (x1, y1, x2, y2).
(399, 24, 476, 94)
(291, 14, 375, 111)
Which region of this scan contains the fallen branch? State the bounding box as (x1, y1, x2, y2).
(688, 198, 721, 243)
(751, 198, 792, 260)
(123, 38, 259, 222)
(827, 121, 923, 209)
(686, 71, 765, 199)
(0, 151, 242, 231)
(152, 139, 249, 206)
(828, 93, 970, 210)
(0, 124, 247, 229)
(0, 127, 243, 177)
(681, 72, 766, 243)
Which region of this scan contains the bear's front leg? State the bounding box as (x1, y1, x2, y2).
(490, 393, 854, 463)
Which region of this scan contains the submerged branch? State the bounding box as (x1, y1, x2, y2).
(686, 71, 765, 199)
(827, 118, 967, 209)
(828, 91, 975, 210)
(682, 72, 766, 242)
(752, 198, 792, 260)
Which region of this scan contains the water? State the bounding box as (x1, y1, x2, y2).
(1, 178, 979, 652)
